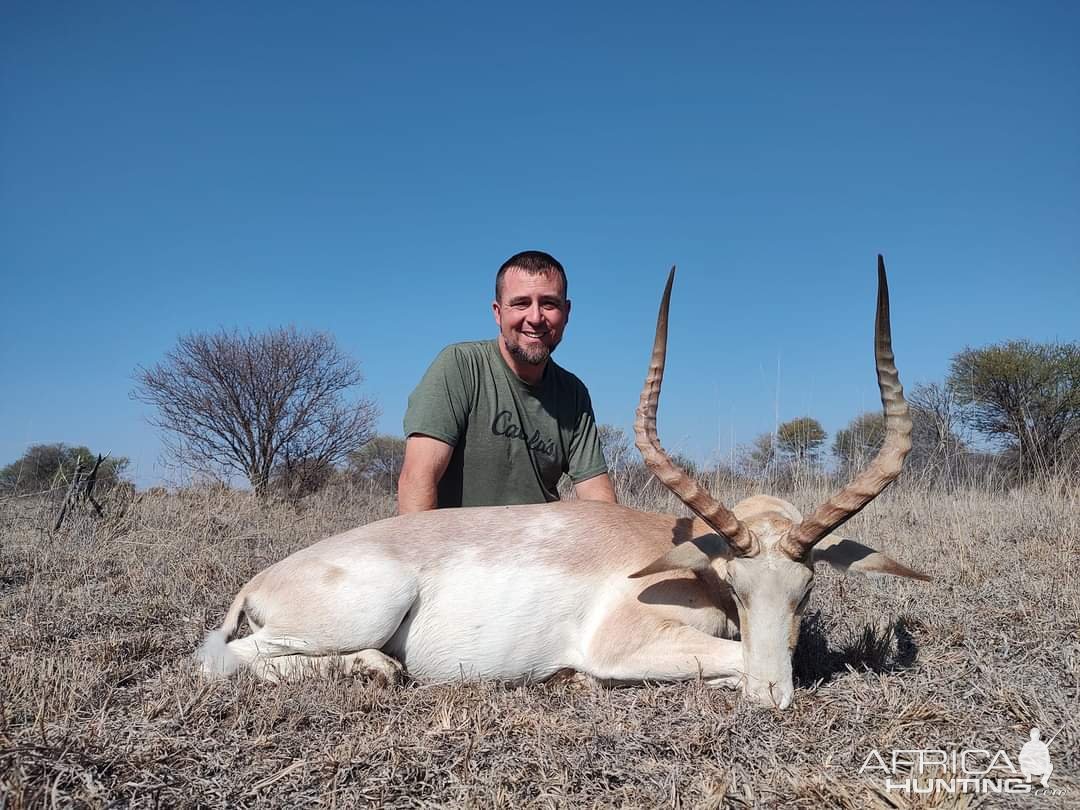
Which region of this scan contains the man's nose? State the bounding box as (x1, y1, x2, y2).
(525, 303, 544, 323)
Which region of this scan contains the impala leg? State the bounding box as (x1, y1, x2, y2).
(262, 649, 403, 684)
(584, 615, 744, 688)
(227, 637, 403, 684)
(544, 667, 599, 689)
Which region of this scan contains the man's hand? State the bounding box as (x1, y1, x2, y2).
(574, 472, 617, 504)
(397, 435, 454, 514)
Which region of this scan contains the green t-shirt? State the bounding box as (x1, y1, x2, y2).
(403, 340, 608, 508)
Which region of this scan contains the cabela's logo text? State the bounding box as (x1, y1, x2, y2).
(491, 410, 556, 458)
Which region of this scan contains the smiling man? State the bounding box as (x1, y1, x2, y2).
(398, 251, 616, 512)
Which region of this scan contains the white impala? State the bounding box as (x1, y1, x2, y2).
(197, 256, 929, 709)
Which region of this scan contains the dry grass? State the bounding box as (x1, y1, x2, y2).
(1, 478, 1077, 808)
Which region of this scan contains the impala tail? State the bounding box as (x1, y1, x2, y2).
(194, 587, 247, 676)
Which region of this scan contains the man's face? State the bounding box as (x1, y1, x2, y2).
(493, 268, 571, 366)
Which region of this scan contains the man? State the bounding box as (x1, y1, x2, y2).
(398, 250, 617, 513)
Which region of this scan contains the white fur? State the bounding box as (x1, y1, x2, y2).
(196, 501, 748, 691)
(196, 498, 925, 709)
(386, 553, 592, 680)
(194, 629, 239, 676)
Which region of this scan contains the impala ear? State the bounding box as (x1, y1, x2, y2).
(811, 535, 931, 581)
(629, 534, 732, 578)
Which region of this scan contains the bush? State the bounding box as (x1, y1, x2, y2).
(0, 444, 129, 496)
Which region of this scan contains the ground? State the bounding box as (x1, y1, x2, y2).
(1, 477, 1077, 808)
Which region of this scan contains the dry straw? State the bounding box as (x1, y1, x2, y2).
(1, 472, 1077, 807)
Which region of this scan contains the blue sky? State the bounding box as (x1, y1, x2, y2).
(3, 2, 1078, 486)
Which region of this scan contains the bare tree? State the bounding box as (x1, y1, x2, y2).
(909, 382, 967, 470)
(833, 394, 968, 482)
(596, 424, 631, 484)
(133, 327, 378, 496)
(271, 455, 337, 500)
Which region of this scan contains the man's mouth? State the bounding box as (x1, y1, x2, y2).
(520, 330, 548, 339)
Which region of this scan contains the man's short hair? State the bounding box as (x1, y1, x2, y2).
(495, 251, 568, 302)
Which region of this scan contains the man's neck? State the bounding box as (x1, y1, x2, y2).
(497, 337, 547, 386)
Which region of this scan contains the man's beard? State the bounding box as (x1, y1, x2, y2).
(506, 334, 558, 366)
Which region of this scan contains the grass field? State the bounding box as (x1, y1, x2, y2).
(1, 476, 1077, 808)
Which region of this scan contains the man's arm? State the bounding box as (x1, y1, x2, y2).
(398, 435, 454, 514)
(574, 472, 617, 504)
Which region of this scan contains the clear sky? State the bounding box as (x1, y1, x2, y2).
(3, 2, 1078, 487)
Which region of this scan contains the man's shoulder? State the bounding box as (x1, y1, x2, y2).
(434, 340, 496, 362)
(427, 340, 498, 372)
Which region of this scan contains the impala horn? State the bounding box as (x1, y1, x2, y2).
(782, 255, 912, 558)
(634, 267, 756, 555)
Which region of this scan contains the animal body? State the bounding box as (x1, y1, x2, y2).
(198, 257, 929, 709)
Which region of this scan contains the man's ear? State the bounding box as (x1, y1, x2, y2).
(629, 534, 731, 578)
(812, 535, 931, 581)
